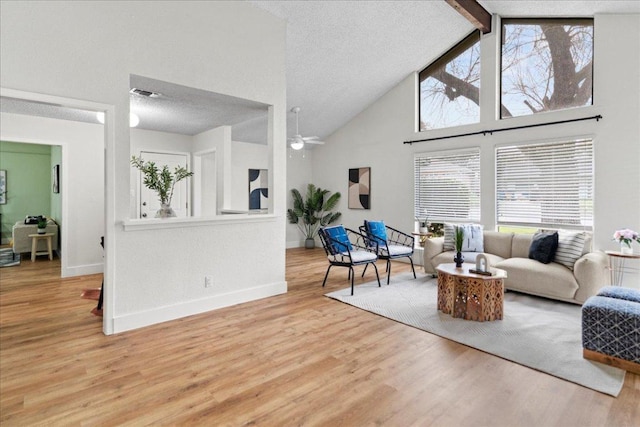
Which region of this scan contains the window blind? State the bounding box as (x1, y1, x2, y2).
(414, 149, 481, 222)
(496, 139, 593, 229)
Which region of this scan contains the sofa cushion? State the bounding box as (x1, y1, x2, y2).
(528, 231, 559, 264)
(432, 251, 505, 270)
(511, 234, 533, 258)
(483, 231, 513, 258)
(496, 257, 579, 300)
(555, 230, 587, 270)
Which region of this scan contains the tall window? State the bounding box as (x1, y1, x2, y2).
(419, 31, 481, 131)
(414, 149, 481, 223)
(496, 139, 593, 230)
(501, 19, 593, 118)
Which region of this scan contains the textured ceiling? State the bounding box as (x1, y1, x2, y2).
(2, 1, 639, 145)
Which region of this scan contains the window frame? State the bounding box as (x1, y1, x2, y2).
(495, 138, 594, 231)
(418, 30, 481, 132)
(499, 17, 594, 120)
(414, 148, 481, 224)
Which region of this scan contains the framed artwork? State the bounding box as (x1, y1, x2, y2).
(248, 168, 268, 210)
(348, 167, 370, 209)
(0, 170, 6, 204)
(52, 165, 60, 194)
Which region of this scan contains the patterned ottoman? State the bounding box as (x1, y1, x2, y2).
(582, 286, 640, 374)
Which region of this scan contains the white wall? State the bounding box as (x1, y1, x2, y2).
(0, 112, 105, 277)
(0, 1, 287, 333)
(307, 14, 640, 287)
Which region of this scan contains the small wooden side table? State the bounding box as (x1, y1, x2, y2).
(605, 251, 640, 286)
(28, 233, 54, 262)
(437, 263, 508, 321)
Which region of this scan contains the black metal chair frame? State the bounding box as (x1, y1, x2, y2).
(360, 223, 416, 284)
(319, 226, 381, 295)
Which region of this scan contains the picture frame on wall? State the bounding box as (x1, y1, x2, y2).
(348, 167, 370, 209)
(0, 170, 6, 204)
(53, 165, 60, 194)
(248, 168, 268, 210)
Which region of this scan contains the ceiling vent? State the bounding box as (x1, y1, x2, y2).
(130, 88, 160, 97)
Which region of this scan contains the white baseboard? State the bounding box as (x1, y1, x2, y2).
(111, 280, 287, 334)
(62, 263, 103, 277)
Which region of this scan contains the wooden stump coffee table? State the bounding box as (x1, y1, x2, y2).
(436, 263, 507, 322)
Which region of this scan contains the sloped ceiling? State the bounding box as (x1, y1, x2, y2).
(2, 1, 639, 144)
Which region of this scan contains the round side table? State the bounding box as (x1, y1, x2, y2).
(605, 251, 640, 286)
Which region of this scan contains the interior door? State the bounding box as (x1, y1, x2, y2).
(139, 151, 190, 218)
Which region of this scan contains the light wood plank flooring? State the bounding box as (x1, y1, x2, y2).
(1, 248, 638, 426)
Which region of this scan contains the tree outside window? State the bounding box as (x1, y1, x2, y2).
(418, 19, 593, 130)
(501, 18, 593, 118)
(419, 31, 481, 131)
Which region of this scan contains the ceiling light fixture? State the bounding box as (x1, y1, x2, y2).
(96, 111, 140, 127)
(290, 138, 304, 151)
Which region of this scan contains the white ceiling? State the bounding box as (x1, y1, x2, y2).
(2, 1, 639, 144)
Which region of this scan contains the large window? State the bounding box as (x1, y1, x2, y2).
(501, 18, 593, 118)
(419, 31, 481, 131)
(414, 149, 481, 223)
(496, 139, 593, 230)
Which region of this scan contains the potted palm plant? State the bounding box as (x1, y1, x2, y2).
(287, 184, 341, 248)
(131, 155, 194, 218)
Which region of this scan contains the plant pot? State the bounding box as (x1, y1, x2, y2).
(454, 251, 464, 268)
(621, 243, 633, 255)
(156, 203, 176, 218)
(37, 227, 46, 234)
(305, 238, 315, 249)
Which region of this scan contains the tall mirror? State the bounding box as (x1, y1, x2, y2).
(128, 74, 270, 219)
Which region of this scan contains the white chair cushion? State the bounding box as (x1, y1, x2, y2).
(330, 250, 377, 264)
(384, 245, 413, 257)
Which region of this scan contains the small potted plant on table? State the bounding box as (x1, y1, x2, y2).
(37, 217, 48, 234)
(454, 225, 465, 268)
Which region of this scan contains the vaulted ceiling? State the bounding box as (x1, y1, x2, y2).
(2, 1, 638, 144)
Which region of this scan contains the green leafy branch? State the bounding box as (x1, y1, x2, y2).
(131, 155, 194, 206)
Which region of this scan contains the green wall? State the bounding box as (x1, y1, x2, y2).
(0, 141, 52, 244)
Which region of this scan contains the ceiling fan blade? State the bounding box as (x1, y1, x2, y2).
(302, 136, 320, 141)
(305, 140, 325, 145)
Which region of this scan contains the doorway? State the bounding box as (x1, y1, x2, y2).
(137, 151, 190, 218)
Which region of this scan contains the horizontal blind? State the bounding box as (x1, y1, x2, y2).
(414, 149, 481, 222)
(496, 139, 593, 229)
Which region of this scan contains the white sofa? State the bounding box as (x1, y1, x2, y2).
(423, 230, 609, 305)
(12, 220, 59, 254)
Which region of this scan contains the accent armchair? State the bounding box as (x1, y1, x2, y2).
(361, 220, 416, 284)
(319, 225, 381, 295)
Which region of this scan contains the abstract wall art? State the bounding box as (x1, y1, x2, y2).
(248, 168, 268, 210)
(348, 167, 370, 209)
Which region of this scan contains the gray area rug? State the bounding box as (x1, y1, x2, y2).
(0, 247, 20, 267)
(325, 272, 625, 397)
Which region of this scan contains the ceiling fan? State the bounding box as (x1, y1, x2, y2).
(288, 106, 324, 150)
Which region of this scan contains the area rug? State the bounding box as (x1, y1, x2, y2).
(325, 272, 626, 397)
(0, 247, 20, 267)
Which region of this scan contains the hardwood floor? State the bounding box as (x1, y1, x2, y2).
(1, 248, 638, 426)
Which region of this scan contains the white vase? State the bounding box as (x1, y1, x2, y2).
(620, 243, 633, 255)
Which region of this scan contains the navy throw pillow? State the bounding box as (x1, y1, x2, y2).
(529, 231, 559, 264)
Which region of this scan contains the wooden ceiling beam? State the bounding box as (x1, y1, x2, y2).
(445, 0, 492, 34)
